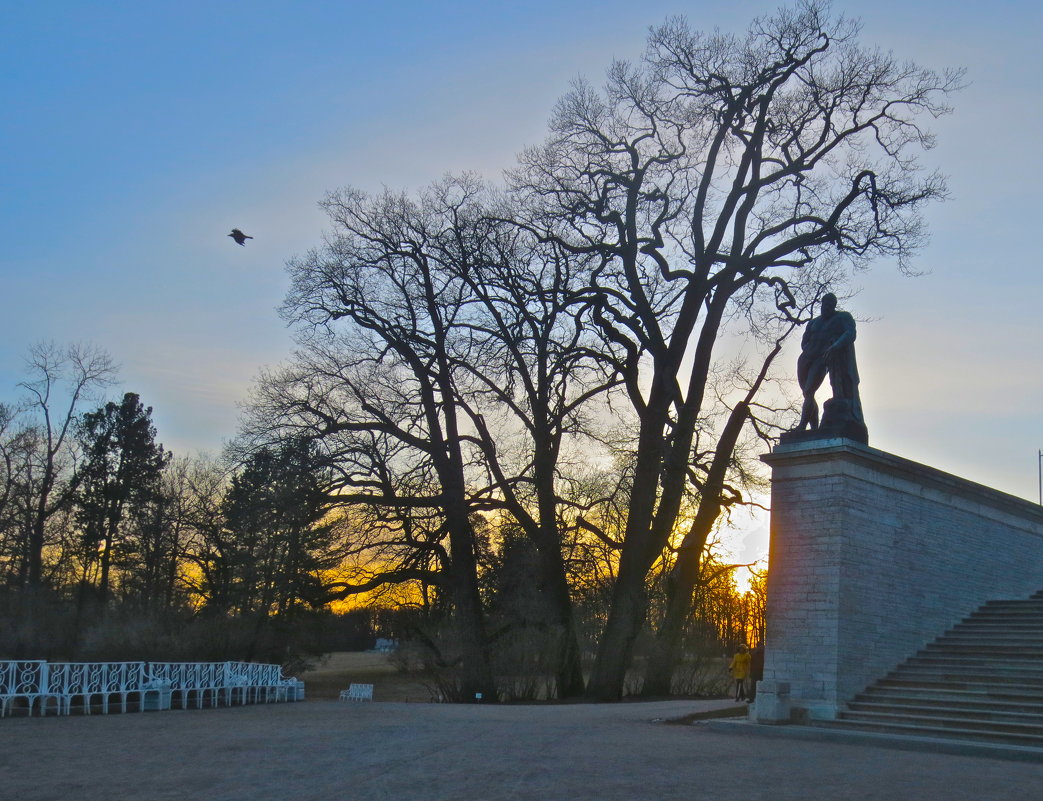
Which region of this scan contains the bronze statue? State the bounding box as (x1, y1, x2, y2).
(791, 293, 866, 441)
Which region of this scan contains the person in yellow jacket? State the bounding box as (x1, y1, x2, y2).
(728, 644, 752, 701)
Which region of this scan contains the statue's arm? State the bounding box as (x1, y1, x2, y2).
(828, 312, 857, 350)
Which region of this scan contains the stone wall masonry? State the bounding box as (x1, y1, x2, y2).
(757, 438, 1043, 721)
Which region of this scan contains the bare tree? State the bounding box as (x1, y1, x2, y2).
(252, 176, 621, 698)
(270, 181, 500, 699)
(175, 454, 234, 609)
(121, 455, 197, 610)
(445, 186, 620, 697)
(15, 343, 116, 588)
(510, 1, 961, 698)
(0, 404, 23, 582)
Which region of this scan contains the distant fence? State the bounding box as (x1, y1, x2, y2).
(0, 659, 304, 718)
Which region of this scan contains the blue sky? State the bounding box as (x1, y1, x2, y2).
(3, 1, 1042, 564)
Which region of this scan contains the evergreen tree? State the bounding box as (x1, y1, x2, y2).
(219, 438, 338, 616)
(75, 392, 170, 602)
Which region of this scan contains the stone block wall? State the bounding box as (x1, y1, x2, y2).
(759, 438, 1043, 720)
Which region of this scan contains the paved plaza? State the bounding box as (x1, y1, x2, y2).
(2, 699, 1041, 800)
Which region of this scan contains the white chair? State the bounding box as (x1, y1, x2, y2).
(339, 683, 374, 702)
(0, 661, 50, 717)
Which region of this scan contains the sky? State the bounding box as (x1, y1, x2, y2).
(3, 0, 1042, 566)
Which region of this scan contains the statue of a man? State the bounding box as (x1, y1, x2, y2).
(794, 293, 864, 433)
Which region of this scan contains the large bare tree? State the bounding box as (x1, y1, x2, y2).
(253, 177, 619, 698)
(265, 181, 502, 699)
(510, 1, 961, 698)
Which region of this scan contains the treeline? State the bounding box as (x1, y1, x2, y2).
(0, 342, 763, 685)
(0, 343, 357, 665)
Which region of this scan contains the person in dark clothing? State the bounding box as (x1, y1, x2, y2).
(748, 643, 765, 702)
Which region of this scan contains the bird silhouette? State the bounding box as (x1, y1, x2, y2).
(228, 228, 253, 246)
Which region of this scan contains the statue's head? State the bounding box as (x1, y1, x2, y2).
(821, 293, 837, 316)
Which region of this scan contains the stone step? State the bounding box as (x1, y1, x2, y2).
(916, 654, 1043, 665)
(880, 672, 1043, 689)
(838, 708, 1043, 739)
(847, 699, 1043, 724)
(867, 683, 1043, 702)
(818, 717, 1043, 749)
(922, 646, 1043, 659)
(963, 608, 1043, 619)
(947, 631, 1043, 641)
(916, 640, 1043, 654)
(955, 617, 1043, 625)
(901, 662, 1043, 679)
(877, 678, 1043, 693)
(831, 594, 1043, 750)
(922, 642, 1043, 654)
(941, 633, 1043, 643)
(905, 652, 1043, 667)
(905, 648, 1043, 659)
(893, 671, 1043, 686)
(965, 609, 1043, 617)
(945, 625, 1043, 634)
(859, 684, 1043, 700)
(951, 623, 1043, 632)
(980, 599, 1043, 607)
(938, 642, 1043, 654)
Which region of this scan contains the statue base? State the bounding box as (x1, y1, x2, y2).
(780, 398, 868, 446)
(779, 422, 868, 446)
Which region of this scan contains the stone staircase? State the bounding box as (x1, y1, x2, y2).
(825, 591, 1043, 748)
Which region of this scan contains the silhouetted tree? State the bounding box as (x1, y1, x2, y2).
(15, 343, 116, 588)
(75, 392, 170, 602)
(0, 405, 22, 583)
(253, 175, 623, 698)
(511, 0, 960, 699)
(220, 438, 340, 616)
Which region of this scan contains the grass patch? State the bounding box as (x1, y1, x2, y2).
(299, 651, 434, 702)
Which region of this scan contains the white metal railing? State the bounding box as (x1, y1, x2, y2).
(0, 660, 300, 718)
(45, 661, 149, 715)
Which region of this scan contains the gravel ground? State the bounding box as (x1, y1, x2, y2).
(2, 699, 1041, 801)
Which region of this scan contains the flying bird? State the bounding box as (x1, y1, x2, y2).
(228, 228, 253, 246)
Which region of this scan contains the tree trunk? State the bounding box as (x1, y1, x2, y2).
(583, 401, 671, 700)
(98, 531, 111, 603)
(643, 399, 753, 695)
(532, 432, 585, 698)
(445, 503, 496, 701)
(535, 534, 585, 698)
(641, 554, 702, 696)
(584, 561, 649, 700)
(26, 517, 45, 587)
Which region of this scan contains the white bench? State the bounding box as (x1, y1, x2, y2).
(0, 659, 295, 716)
(339, 683, 373, 702)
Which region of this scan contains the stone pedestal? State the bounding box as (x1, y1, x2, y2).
(758, 438, 1043, 722)
(748, 680, 791, 724)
